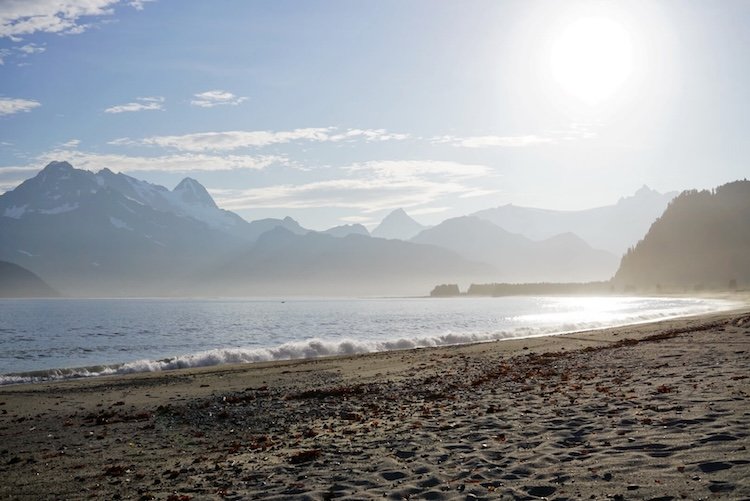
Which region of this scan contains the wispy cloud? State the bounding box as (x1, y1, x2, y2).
(433, 134, 554, 148)
(327, 129, 409, 142)
(34, 149, 285, 173)
(0, 43, 46, 65)
(0, 149, 286, 194)
(190, 90, 247, 108)
(128, 0, 155, 10)
(0, 97, 41, 116)
(110, 127, 409, 151)
(60, 139, 81, 148)
(214, 160, 494, 213)
(0, 0, 150, 39)
(104, 96, 164, 114)
(17, 43, 45, 54)
(432, 123, 598, 148)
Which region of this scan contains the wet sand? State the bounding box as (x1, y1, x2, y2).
(1, 309, 749, 500)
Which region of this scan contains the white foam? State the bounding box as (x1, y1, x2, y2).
(0, 301, 732, 386)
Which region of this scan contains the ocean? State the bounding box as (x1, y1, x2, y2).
(0, 295, 736, 385)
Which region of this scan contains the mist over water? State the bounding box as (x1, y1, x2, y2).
(0, 296, 737, 384)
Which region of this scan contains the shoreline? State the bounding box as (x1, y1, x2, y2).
(2, 295, 744, 386)
(1, 308, 749, 499)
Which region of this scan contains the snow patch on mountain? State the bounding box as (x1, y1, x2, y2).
(39, 203, 79, 215)
(3, 205, 28, 219)
(109, 217, 133, 231)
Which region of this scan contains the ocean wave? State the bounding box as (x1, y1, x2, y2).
(0, 301, 732, 386)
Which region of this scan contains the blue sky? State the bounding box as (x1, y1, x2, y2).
(1, 0, 748, 229)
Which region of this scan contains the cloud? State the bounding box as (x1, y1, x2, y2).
(0, 43, 46, 65)
(433, 134, 554, 148)
(128, 0, 155, 10)
(338, 215, 375, 224)
(214, 160, 494, 213)
(35, 149, 285, 173)
(327, 129, 410, 142)
(190, 90, 247, 108)
(60, 139, 81, 148)
(0, 149, 286, 194)
(0, 0, 122, 38)
(433, 123, 598, 148)
(17, 43, 45, 54)
(110, 127, 410, 152)
(0, 165, 46, 193)
(346, 160, 490, 181)
(105, 96, 164, 114)
(0, 97, 41, 116)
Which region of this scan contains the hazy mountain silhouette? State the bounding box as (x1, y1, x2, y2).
(0, 161, 247, 295)
(0, 162, 486, 296)
(613, 180, 750, 290)
(246, 216, 308, 242)
(0, 260, 59, 297)
(411, 216, 618, 282)
(372, 208, 427, 240)
(472, 186, 677, 255)
(203, 228, 492, 296)
(322, 224, 370, 238)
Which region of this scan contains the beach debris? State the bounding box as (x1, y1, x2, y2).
(287, 384, 370, 400)
(102, 465, 127, 477)
(289, 449, 321, 464)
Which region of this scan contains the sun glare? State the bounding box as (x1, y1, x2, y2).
(550, 17, 634, 105)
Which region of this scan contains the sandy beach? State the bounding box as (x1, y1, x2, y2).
(1, 308, 749, 500)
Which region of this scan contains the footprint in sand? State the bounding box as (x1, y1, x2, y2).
(698, 461, 733, 473)
(381, 470, 407, 481)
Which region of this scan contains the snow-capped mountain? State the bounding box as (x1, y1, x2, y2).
(0, 161, 249, 295)
(1, 161, 310, 243)
(0, 162, 484, 296)
(95, 167, 251, 239)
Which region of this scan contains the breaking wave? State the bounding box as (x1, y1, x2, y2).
(0, 301, 734, 386)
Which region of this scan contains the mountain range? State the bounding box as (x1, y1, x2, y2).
(613, 180, 750, 290)
(412, 216, 618, 283)
(0, 161, 698, 296)
(0, 162, 487, 296)
(472, 185, 677, 255)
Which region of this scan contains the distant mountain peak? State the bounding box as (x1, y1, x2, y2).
(172, 177, 217, 209)
(42, 160, 74, 172)
(618, 185, 673, 205)
(372, 208, 426, 240)
(323, 223, 370, 238)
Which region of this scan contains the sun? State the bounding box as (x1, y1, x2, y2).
(549, 17, 634, 105)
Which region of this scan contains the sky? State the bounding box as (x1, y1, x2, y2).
(0, 0, 748, 230)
